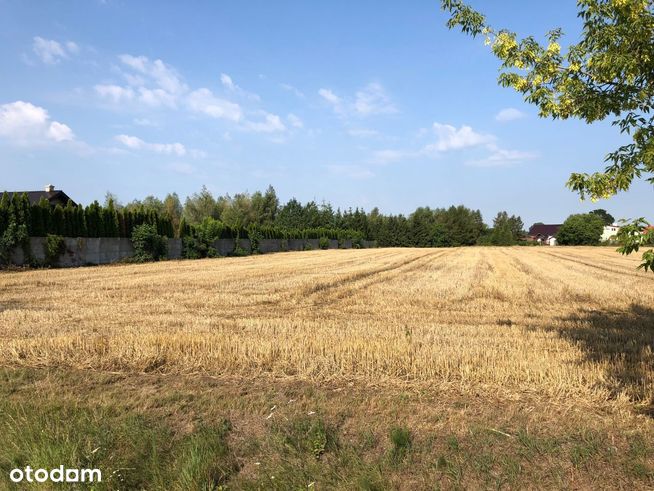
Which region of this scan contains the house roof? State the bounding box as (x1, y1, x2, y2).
(528, 224, 562, 237)
(7, 190, 76, 207)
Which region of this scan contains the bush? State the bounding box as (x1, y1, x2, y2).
(231, 243, 249, 257)
(248, 226, 263, 254)
(557, 213, 605, 245)
(182, 236, 217, 259)
(44, 234, 65, 266)
(183, 218, 223, 259)
(0, 222, 29, 265)
(131, 224, 167, 262)
(319, 236, 330, 250)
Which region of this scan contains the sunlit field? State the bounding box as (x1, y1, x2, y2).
(1, 247, 653, 489)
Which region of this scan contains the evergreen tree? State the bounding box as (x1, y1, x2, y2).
(76, 204, 87, 237)
(51, 204, 65, 235)
(64, 201, 76, 237)
(0, 192, 9, 236)
(85, 201, 102, 237)
(104, 199, 120, 237)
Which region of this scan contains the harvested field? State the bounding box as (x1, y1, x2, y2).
(2, 247, 653, 404)
(1, 247, 654, 489)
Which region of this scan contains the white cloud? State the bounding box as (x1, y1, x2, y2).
(320, 83, 396, 118)
(96, 55, 187, 109)
(138, 87, 176, 108)
(319, 88, 342, 106)
(467, 146, 537, 167)
(32, 37, 79, 64)
(423, 123, 495, 153)
(47, 121, 75, 142)
(363, 122, 533, 169)
(244, 112, 286, 133)
(65, 41, 80, 54)
(187, 88, 243, 121)
(287, 113, 303, 128)
(115, 134, 186, 156)
(220, 73, 260, 101)
(495, 107, 526, 123)
(0, 101, 74, 144)
(119, 55, 186, 95)
(220, 73, 235, 91)
(280, 83, 305, 98)
(95, 84, 135, 102)
(354, 83, 396, 116)
(327, 164, 374, 179)
(95, 54, 288, 136)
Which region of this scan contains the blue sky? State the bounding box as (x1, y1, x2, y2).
(0, 0, 651, 227)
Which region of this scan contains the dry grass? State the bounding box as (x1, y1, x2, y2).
(1, 246, 653, 409)
(2, 246, 654, 489)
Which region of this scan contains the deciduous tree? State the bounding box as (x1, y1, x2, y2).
(441, 0, 654, 270)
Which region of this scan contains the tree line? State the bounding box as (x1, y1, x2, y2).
(0, 185, 530, 251)
(108, 185, 526, 247)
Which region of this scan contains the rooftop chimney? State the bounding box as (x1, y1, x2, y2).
(45, 184, 55, 193)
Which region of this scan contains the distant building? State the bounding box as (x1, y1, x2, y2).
(601, 224, 621, 242)
(527, 224, 562, 245)
(6, 184, 76, 207)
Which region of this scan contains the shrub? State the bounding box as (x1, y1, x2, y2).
(131, 223, 167, 262)
(44, 234, 65, 266)
(0, 222, 29, 265)
(182, 218, 222, 259)
(182, 236, 217, 259)
(231, 243, 249, 257)
(248, 226, 263, 254)
(319, 236, 330, 250)
(557, 213, 605, 245)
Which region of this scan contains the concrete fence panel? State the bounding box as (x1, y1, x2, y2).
(258, 239, 281, 253)
(4, 234, 372, 268)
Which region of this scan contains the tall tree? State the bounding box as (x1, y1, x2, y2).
(162, 193, 183, 233)
(251, 185, 279, 227)
(557, 213, 605, 245)
(183, 186, 220, 224)
(276, 198, 305, 229)
(589, 208, 615, 226)
(440, 0, 654, 269)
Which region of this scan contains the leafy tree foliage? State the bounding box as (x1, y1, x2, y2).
(481, 211, 524, 245)
(557, 213, 605, 245)
(44, 234, 65, 266)
(617, 219, 654, 271)
(183, 186, 221, 224)
(0, 183, 554, 255)
(163, 193, 183, 234)
(441, 0, 654, 269)
(589, 208, 615, 225)
(131, 223, 167, 262)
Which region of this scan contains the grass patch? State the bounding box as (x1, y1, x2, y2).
(0, 368, 653, 490)
(389, 426, 412, 464)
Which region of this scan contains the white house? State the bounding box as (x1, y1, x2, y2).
(601, 224, 621, 242)
(547, 236, 557, 246)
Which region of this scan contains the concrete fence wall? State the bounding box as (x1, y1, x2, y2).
(6, 237, 377, 267)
